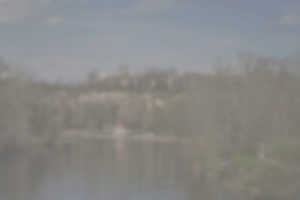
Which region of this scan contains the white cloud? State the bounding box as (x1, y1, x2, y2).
(44, 16, 64, 26)
(0, 0, 178, 24)
(0, 0, 53, 24)
(280, 3, 300, 26)
(281, 14, 297, 25)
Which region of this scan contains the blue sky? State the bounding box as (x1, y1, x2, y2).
(0, 0, 300, 81)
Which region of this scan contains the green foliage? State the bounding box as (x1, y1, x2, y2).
(218, 138, 300, 200)
(0, 55, 300, 200)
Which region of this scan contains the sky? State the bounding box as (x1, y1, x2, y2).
(0, 0, 300, 81)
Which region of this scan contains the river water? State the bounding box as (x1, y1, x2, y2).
(0, 139, 242, 200)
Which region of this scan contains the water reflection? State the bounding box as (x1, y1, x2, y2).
(0, 140, 241, 200)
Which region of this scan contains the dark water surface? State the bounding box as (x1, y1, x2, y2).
(0, 139, 240, 200)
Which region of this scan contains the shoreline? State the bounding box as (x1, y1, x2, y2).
(61, 130, 189, 143)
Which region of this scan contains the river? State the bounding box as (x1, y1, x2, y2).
(0, 139, 245, 200)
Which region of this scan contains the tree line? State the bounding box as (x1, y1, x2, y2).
(0, 55, 299, 199)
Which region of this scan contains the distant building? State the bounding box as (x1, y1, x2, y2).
(113, 122, 127, 137)
(0, 68, 10, 80)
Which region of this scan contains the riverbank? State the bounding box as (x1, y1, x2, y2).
(61, 129, 189, 143)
